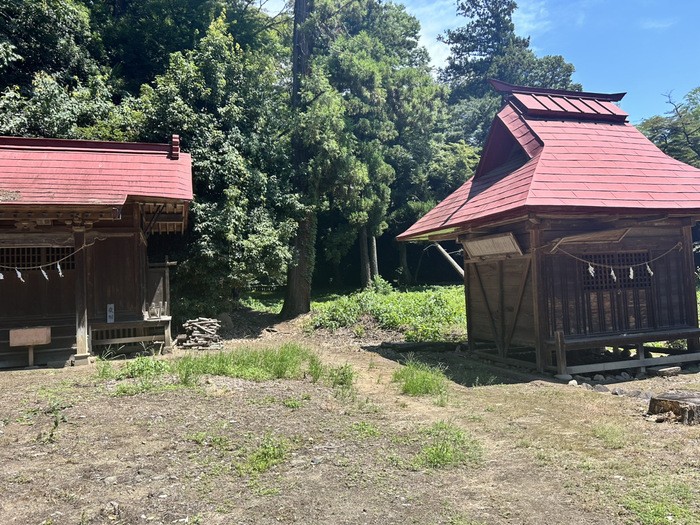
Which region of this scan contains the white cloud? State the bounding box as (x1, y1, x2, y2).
(639, 17, 677, 30)
(512, 0, 552, 38)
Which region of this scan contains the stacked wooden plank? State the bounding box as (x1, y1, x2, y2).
(180, 318, 222, 349)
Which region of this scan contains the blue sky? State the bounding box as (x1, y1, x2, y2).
(264, 0, 700, 123)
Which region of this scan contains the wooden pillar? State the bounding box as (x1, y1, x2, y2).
(682, 225, 699, 351)
(73, 227, 90, 364)
(463, 256, 474, 352)
(530, 228, 550, 372)
(497, 260, 505, 357)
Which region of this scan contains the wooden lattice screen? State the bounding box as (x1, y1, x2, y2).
(0, 247, 75, 271)
(545, 250, 686, 339)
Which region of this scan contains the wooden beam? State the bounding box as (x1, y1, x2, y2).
(433, 242, 464, 277)
(465, 261, 474, 353)
(0, 232, 74, 247)
(555, 330, 567, 375)
(530, 228, 550, 372)
(505, 259, 531, 352)
(473, 264, 504, 355)
(73, 227, 89, 362)
(682, 226, 699, 351)
(565, 352, 700, 375)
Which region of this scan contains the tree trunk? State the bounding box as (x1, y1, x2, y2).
(359, 225, 371, 288)
(281, 211, 317, 318)
(369, 235, 379, 280)
(398, 242, 413, 286)
(281, 0, 315, 318)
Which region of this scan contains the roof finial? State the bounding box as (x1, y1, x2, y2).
(171, 135, 180, 160)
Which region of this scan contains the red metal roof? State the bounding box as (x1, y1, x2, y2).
(398, 82, 700, 241)
(0, 136, 193, 206)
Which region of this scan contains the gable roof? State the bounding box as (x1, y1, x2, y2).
(0, 135, 193, 206)
(398, 80, 700, 241)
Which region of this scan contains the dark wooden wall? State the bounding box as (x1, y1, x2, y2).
(88, 235, 144, 322)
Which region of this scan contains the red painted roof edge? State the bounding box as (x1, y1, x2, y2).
(488, 79, 626, 102)
(0, 135, 179, 158)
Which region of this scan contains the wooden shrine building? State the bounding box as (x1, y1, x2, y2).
(0, 135, 192, 368)
(398, 80, 700, 375)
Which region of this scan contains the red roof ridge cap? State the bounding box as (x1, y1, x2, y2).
(489, 78, 626, 102)
(0, 135, 179, 157)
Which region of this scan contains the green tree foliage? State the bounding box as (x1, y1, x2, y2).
(0, 0, 97, 93)
(137, 15, 295, 316)
(639, 88, 700, 168)
(282, 0, 455, 298)
(440, 0, 581, 145)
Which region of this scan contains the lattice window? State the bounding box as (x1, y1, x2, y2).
(0, 247, 75, 271)
(582, 252, 652, 291)
(46, 247, 75, 270)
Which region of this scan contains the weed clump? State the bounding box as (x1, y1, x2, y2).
(393, 354, 449, 401)
(413, 421, 482, 469)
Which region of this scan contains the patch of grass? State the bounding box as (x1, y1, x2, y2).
(347, 421, 381, 438)
(412, 421, 482, 469)
(309, 285, 467, 342)
(592, 423, 627, 449)
(282, 397, 303, 410)
(622, 483, 696, 525)
(328, 364, 356, 388)
(119, 356, 169, 380)
(238, 290, 284, 314)
(327, 364, 357, 400)
(393, 355, 448, 398)
(307, 354, 325, 383)
(173, 354, 203, 386)
(240, 433, 290, 474)
(191, 344, 311, 382)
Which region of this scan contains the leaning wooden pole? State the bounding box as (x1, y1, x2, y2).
(433, 243, 465, 278)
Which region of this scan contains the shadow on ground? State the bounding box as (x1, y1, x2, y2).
(363, 342, 555, 388)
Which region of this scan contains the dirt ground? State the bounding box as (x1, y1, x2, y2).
(1, 311, 699, 524)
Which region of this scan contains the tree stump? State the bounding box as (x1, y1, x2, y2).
(648, 390, 700, 425)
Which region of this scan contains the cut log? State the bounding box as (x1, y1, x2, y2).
(648, 390, 700, 425)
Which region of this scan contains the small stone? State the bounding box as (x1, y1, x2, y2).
(626, 389, 642, 398)
(635, 372, 647, 380)
(594, 384, 611, 393)
(593, 374, 605, 382)
(103, 476, 117, 485)
(605, 375, 617, 382)
(568, 379, 578, 386)
(620, 371, 632, 380)
(581, 383, 594, 390)
(649, 366, 681, 377)
(555, 374, 573, 381)
(612, 387, 627, 396)
(639, 390, 655, 400)
(574, 375, 588, 383)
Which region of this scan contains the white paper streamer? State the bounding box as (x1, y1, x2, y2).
(610, 267, 616, 282)
(15, 268, 24, 283)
